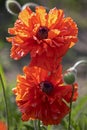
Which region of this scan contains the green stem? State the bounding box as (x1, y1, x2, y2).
(34, 120, 41, 130)
(68, 84, 74, 130)
(34, 120, 38, 130)
(38, 120, 41, 130)
(0, 73, 10, 130)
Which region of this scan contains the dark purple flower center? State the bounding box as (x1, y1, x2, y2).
(36, 26, 49, 40)
(39, 81, 54, 94)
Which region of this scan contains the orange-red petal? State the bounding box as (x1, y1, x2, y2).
(47, 8, 64, 29)
(0, 121, 7, 130)
(18, 7, 32, 27)
(35, 6, 47, 26)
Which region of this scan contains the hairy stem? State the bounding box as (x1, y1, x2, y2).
(68, 84, 74, 130)
(0, 73, 9, 130)
(34, 120, 38, 130)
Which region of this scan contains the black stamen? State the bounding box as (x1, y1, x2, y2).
(36, 26, 49, 40)
(39, 81, 54, 94)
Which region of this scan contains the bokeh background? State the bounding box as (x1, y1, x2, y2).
(0, 0, 87, 129)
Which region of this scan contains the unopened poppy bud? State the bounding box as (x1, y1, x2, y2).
(64, 71, 76, 84)
(5, 0, 21, 15)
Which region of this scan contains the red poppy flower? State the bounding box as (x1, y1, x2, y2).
(0, 121, 7, 130)
(7, 6, 78, 63)
(13, 65, 78, 125)
(30, 52, 62, 71)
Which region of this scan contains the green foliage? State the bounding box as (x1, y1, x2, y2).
(72, 95, 87, 119)
(0, 64, 6, 87)
(55, 95, 87, 130)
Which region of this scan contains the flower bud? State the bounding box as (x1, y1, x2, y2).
(5, 0, 21, 15)
(63, 71, 76, 84)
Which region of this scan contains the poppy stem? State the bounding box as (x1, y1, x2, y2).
(68, 84, 74, 130)
(73, 60, 87, 69)
(34, 120, 39, 130)
(38, 120, 41, 130)
(0, 73, 10, 130)
(67, 60, 87, 73)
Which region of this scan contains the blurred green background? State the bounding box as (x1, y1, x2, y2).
(0, 0, 87, 130)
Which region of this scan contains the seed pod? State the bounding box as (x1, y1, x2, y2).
(64, 71, 76, 84)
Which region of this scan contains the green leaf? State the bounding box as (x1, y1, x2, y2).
(72, 95, 87, 119)
(24, 124, 34, 130)
(78, 114, 87, 130)
(0, 64, 6, 88)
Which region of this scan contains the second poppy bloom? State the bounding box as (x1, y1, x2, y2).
(13, 65, 78, 125)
